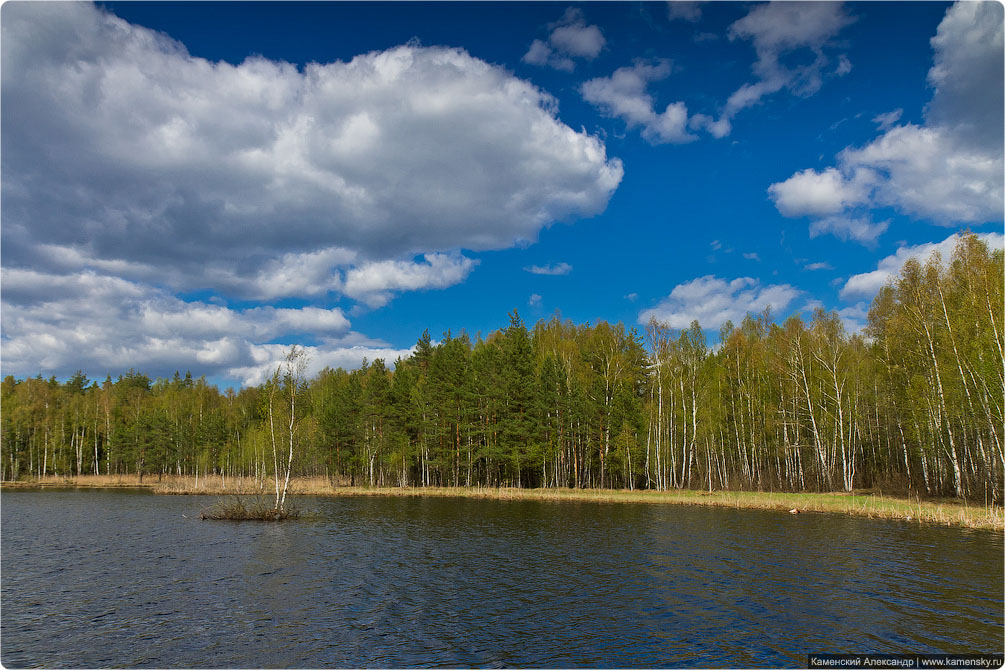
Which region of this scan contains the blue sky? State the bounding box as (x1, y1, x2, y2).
(2, 1, 1002, 387)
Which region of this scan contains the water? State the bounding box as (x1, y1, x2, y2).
(1, 489, 1001, 668)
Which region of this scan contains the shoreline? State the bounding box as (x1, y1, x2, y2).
(3, 474, 1001, 531)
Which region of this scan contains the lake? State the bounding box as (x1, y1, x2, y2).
(1, 489, 1001, 668)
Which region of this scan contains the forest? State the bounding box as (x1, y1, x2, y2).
(2, 235, 1002, 501)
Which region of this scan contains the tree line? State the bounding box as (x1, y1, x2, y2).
(2, 234, 1001, 501)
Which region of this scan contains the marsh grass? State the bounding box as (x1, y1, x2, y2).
(199, 495, 303, 521)
(4, 474, 1001, 530)
(323, 486, 1004, 530)
(2, 474, 154, 488)
(154, 475, 265, 495)
(153, 474, 334, 497)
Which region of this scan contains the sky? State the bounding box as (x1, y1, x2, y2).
(1, 1, 1002, 388)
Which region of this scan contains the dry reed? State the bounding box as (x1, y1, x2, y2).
(199, 496, 301, 521)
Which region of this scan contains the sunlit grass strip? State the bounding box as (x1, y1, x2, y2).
(324, 486, 1004, 531)
(1, 474, 156, 488)
(4, 474, 1001, 531)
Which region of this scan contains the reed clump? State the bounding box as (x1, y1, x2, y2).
(199, 496, 301, 521)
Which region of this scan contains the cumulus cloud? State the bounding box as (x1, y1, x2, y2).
(2, 2, 622, 293)
(770, 2, 1004, 240)
(926, 1, 1004, 148)
(581, 60, 696, 144)
(769, 167, 874, 218)
(233, 247, 355, 301)
(1, 2, 625, 384)
(840, 231, 1004, 300)
(0, 268, 416, 385)
(342, 254, 478, 308)
(838, 124, 1002, 223)
(528, 294, 543, 307)
(524, 262, 573, 276)
(523, 8, 605, 72)
(639, 275, 800, 330)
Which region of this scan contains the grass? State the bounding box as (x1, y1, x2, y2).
(199, 495, 301, 521)
(3, 474, 1002, 531)
(0, 473, 157, 489)
(318, 485, 1005, 531)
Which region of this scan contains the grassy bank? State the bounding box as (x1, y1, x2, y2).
(3, 474, 1001, 531)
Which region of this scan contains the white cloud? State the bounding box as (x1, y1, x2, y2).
(0, 268, 414, 385)
(926, 1, 1004, 149)
(801, 299, 825, 314)
(873, 108, 903, 131)
(581, 60, 696, 144)
(768, 167, 874, 218)
(639, 275, 800, 330)
(840, 231, 1005, 300)
(836, 54, 853, 76)
(10, 242, 475, 307)
(238, 247, 354, 301)
(528, 294, 543, 307)
(523, 8, 605, 71)
(743, 252, 761, 261)
(342, 254, 478, 308)
(838, 124, 1002, 224)
(2, 2, 622, 296)
(625, 292, 639, 302)
(680, 2, 855, 139)
(837, 302, 870, 334)
(668, 2, 704, 23)
(229, 343, 415, 387)
(524, 262, 573, 276)
(523, 40, 559, 68)
(729, 2, 854, 53)
(590, 2, 853, 142)
(688, 113, 732, 139)
(770, 2, 1004, 239)
(708, 2, 856, 131)
(804, 261, 834, 271)
(0, 2, 627, 384)
(809, 216, 889, 246)
(550, 18, 605, 59)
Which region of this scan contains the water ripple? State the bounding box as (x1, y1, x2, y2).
(1, 490, 1002, 668)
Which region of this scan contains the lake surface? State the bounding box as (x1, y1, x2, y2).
(1, 489, 1002, 668)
